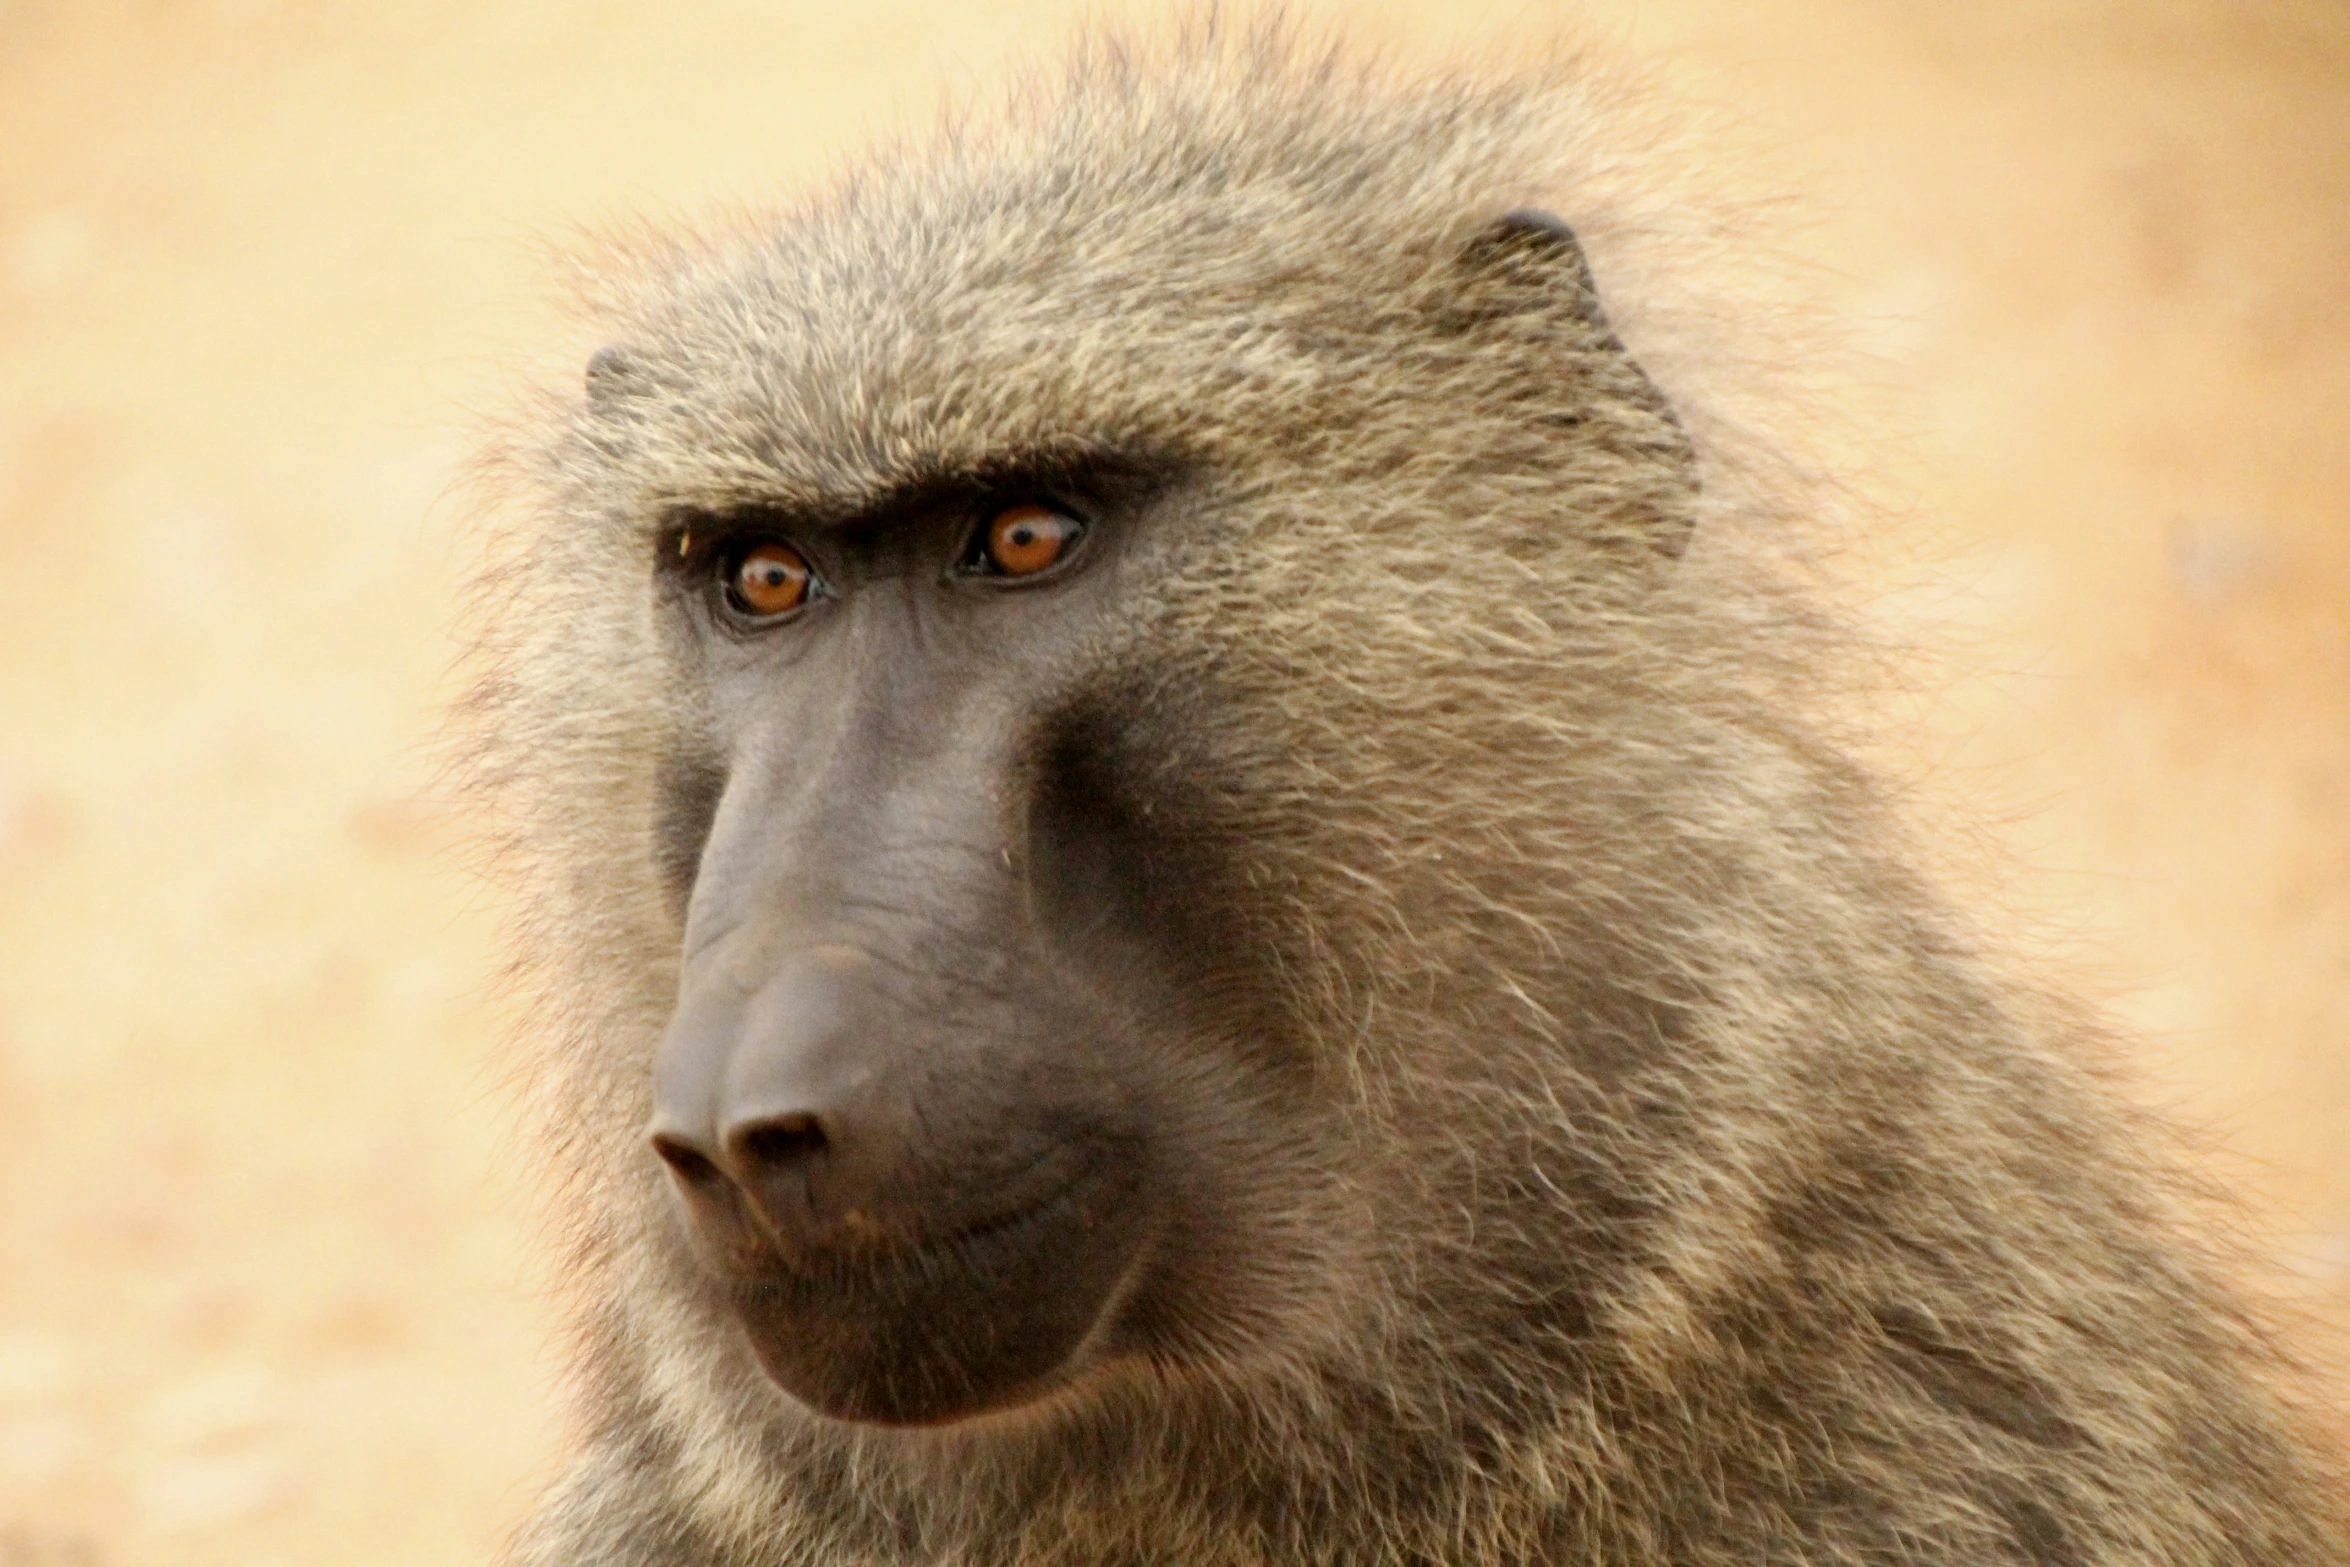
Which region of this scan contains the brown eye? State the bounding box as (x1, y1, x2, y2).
(726, 541, 813, 618)
(980, 503, 1083, 577)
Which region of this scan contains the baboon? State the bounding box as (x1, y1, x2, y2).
(467, 21, 2349, 1567)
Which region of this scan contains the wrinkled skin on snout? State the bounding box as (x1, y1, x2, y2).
(642, 474, 1294, 1428)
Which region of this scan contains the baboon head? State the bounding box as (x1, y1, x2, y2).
(626, 200, 1694, 1429)
(494, 47, 1710, 1441)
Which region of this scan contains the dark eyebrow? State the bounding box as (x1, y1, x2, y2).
(874, 441, 1187, 520)
(663, 442, 1190, 548)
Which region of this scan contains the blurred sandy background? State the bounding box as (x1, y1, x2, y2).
(0, 1, 2343, 1562)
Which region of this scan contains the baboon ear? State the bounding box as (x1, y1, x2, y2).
(1466, 209, 1622, 345)
(585, 345, 641, 412)
(1462, 209, 1699, 560)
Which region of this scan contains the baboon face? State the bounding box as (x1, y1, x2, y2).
(638, 456, 1317, 1427)
(568, 177, 1693, 1432)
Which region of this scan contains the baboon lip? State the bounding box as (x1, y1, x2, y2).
(734, 1158, 1111, 1286)
(720, 1160, 1150, 1427)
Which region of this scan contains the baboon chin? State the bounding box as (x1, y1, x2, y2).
(470, 18, 2348, 1567)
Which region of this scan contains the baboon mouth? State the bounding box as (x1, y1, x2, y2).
(726, 1161, 1104, 1291)
(721, 1163, 1149, 1426)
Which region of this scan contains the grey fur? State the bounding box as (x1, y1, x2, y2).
(462, 19, 2349, 1567)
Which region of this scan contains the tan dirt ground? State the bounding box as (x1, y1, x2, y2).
(0, 2, 2343, 1563)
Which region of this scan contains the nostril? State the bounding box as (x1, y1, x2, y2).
(732, 1113, 829, 1170)
(651, 1133, 726, 1189)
